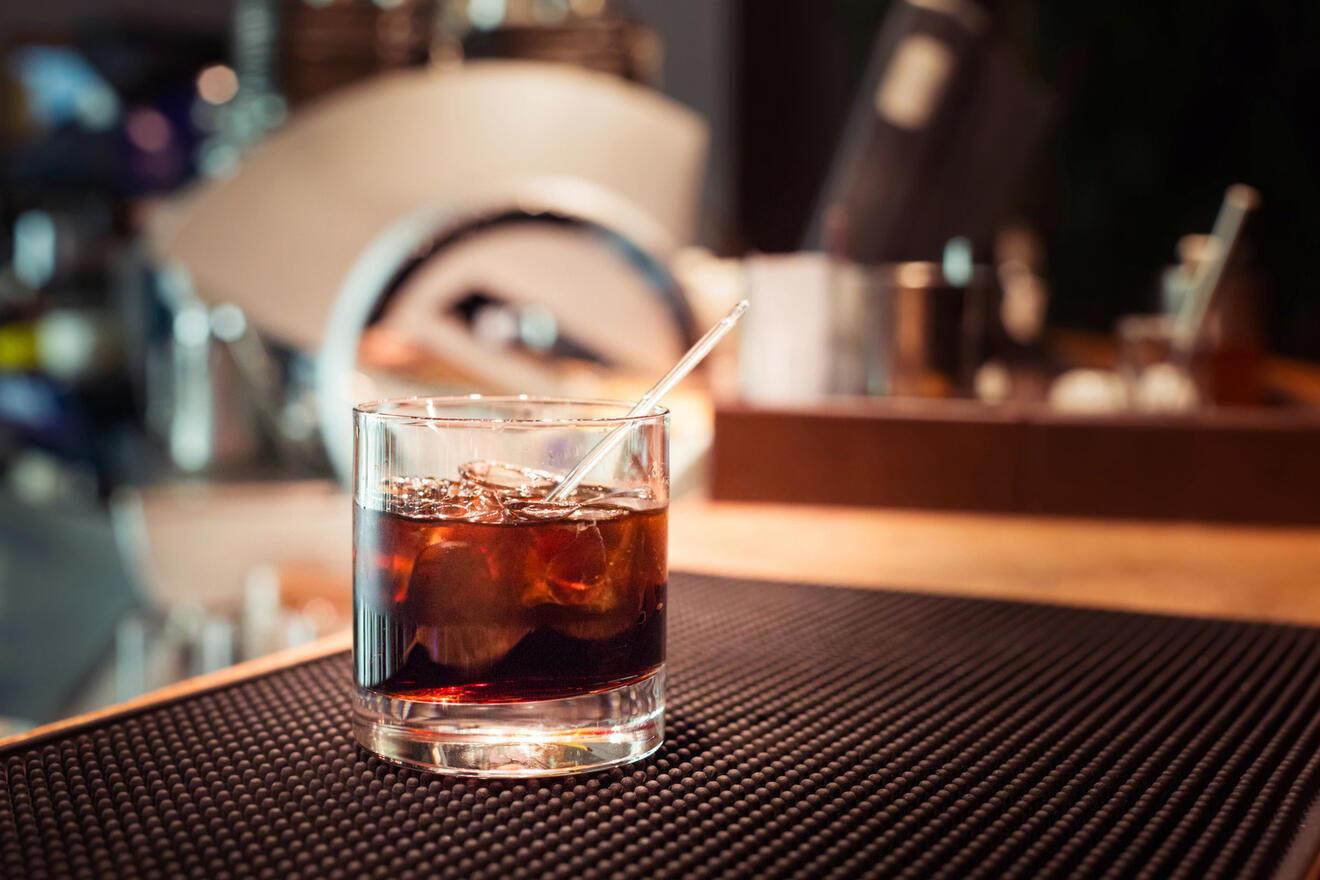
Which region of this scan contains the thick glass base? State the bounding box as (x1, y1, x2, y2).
(352, 668, 665, 777)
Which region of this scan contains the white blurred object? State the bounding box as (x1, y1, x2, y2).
(1048, 369, 1127, 415)
(241, 564, 283, 660)
(300, 597, 342, 637)
(114, 616, 147, 702)
(739, 253, 836, 404)
(146, 62, 707, 353)
(1131, 363, 1199, 413)
(33, 309, 112, 380)
(974, 360, 1011, 404)
(874, 34, 955, 131)
(7, 449, 98, 507)
(994, 224, 1049, 346)
(13, 210, 57, 290)
(196, 617, 237, 675)
(282, 613, 318, 650)
(997, 260, 1048, 345)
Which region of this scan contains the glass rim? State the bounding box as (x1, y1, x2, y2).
(353, 395, 669, 427)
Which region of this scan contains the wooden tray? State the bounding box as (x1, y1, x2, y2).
(711, 398, 1320, 524)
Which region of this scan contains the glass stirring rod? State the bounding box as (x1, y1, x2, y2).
(545, 299, 750, 503)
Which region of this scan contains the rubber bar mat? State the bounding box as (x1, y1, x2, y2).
(5, 573, 1320, 879)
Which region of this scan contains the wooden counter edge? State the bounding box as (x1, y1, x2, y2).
(0, 630, 352, 751)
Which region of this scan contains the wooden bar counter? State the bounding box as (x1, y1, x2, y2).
(668, 500, 1320, 625)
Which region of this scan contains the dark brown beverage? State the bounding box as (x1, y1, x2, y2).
(355, 470, 666, 703)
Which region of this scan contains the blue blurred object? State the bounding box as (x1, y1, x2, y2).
(8, 45, 121, 132)
(0, 374, 89, 456)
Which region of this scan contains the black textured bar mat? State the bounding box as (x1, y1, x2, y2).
(6, 573, 1320, 879)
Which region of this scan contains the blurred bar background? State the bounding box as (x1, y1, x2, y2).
(0, 0, 1318, 735)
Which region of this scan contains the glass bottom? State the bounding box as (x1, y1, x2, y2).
(352, 667, 665, 777)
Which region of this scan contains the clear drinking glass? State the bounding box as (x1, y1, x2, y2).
(352, 397, 668, 776)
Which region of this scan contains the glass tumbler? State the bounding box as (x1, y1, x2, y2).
(352, 397, 668, 776)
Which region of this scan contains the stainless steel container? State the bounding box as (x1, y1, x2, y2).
(862, 261, 1000, 398)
